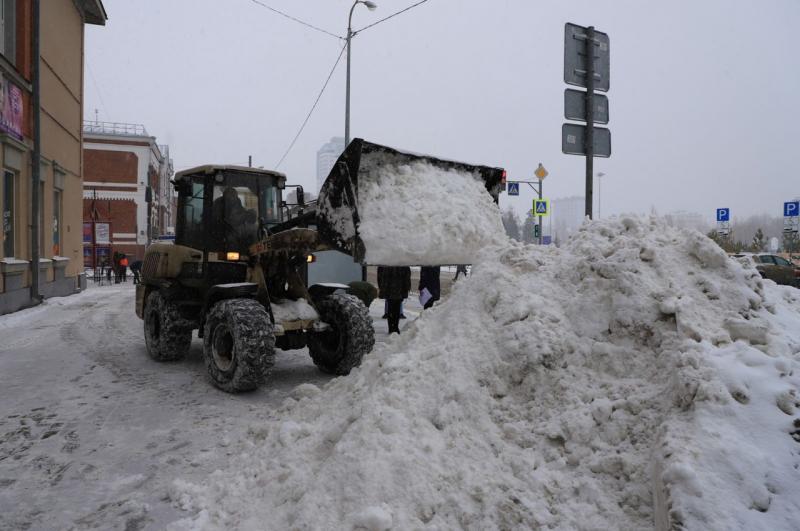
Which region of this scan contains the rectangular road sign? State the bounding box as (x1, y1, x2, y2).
(564, 89, 609, 124)
(716, 208, 730, 222)
(784, 201, 799, 217)
(564, 23, 610, 92)
(507, 182, 520, 196)
(562, 124, 611, 157)
(533, 198, 550, 217)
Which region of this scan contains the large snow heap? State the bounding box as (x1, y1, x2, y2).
(170, 217, 800, 531)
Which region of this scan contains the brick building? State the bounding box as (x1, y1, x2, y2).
(82, 122, 173, 265)
(0, 1, 107, 315)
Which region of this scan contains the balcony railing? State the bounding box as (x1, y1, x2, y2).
(82, 121, 149, 137)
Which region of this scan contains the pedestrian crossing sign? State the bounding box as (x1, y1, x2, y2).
(533, 198, 549, 217)
(507, 182, 520, 196)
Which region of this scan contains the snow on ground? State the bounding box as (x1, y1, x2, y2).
(357, 161, 505, 265)
(0, 281, 416, 530)
(169, 217, 800, 531)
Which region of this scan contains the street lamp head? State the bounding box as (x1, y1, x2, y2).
(363, 1, 378, 10)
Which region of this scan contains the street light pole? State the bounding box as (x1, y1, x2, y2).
(597, 172, 605, 219)
(345, 0, 377, 147)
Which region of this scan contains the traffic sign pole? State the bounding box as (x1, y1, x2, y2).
(585, 26, 595, 220)
(538, 177, 543, 245)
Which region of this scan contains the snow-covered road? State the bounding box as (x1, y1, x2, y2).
(0, 283, 409, 530)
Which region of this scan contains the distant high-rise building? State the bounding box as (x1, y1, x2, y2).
(552, 196, 586, 243)
(317, 137, 345, 192)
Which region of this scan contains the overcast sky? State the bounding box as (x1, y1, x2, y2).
(84, 0, 800, 223)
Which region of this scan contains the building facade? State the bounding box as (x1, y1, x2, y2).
(82, 121, 173, 265)
(0, 0, 107, 315)
(316, 136, 344, 193)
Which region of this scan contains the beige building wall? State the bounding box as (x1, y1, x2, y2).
(40, 0, 85, 278)
(0, 0, 106, 314)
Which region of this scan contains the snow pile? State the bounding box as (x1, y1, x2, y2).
(357, 161, 505, 265)
(270, 298, 319, 323)
(168, 217, 800, 530)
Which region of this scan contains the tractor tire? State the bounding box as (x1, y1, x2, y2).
(143, 291, 192, 361)
(308, 293, 375, 375)
(203, 298, 275, 392)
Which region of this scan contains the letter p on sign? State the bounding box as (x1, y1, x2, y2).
(785, 201, 800, 217)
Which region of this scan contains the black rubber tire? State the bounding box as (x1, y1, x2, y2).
(143, 291, 192, 361)
(203, 298, 275, 393)
(308, 293, 375, 375)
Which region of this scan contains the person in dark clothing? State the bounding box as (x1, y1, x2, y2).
(377, 266, 411, 334)
(418, 266, 441, 310)
(130, 260, 143, 285)
(119, 255, 129, 282)
(112, 251, 122, 284)
(212, 187, 258, 252)
(453, 264, 468, 281)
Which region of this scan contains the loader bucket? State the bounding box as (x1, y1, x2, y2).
(316, 138, 506, 266)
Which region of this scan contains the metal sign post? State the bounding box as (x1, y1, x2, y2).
(784, 201, 799, 233)
(716, 208, 731, 236)
(534, 163, 548, 244)
(563, 23, 610, 220)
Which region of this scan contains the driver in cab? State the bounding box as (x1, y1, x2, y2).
(212, 186, 258, 252)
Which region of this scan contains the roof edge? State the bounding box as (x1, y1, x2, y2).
(79, 0, 108, 26)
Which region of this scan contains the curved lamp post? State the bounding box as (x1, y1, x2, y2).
(345, 0, 377, 146)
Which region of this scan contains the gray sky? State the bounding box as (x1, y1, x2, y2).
(84, 0, 800, 223)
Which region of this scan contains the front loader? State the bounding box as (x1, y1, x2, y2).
(135, 139, 504, 392)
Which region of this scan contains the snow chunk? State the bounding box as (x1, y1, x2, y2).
(357, 161, 506, 265)
(352, 504, 393, 531)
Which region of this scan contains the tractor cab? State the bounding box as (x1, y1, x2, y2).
(173, 165, 286, 256)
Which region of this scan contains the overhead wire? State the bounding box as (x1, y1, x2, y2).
(247, 0, 343, 40)
(274, 44, 347, 169)
(353, 0, 431, 35)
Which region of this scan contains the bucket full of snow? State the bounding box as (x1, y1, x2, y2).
(316, 139, 506, 266)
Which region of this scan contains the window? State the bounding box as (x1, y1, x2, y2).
(212, 185, 259, 252)
(177, 181, 204, 249)
(0, 0, 15, 65)
(53, 189, 61, 255)
(758, 255, 775, 264)
(774, 256, 791, 267)
(2, 169, 13, 257)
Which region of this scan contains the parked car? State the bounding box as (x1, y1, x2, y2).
(733, 253, 799, 287)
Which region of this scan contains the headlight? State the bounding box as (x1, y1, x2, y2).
(307, 254, 316, 263)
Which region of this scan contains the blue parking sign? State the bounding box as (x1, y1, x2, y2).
(784, 201, 799, 217)
(716, 208, 730, 222)
(507, 182, 520, 196)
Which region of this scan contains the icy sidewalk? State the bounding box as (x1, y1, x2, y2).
(169, 217, 800, 531)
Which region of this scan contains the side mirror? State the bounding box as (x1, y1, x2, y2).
(296, 186, 305, 207)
